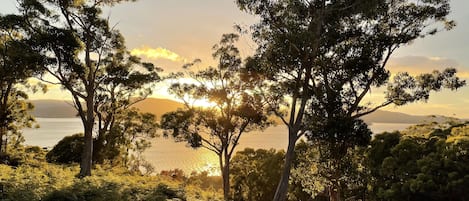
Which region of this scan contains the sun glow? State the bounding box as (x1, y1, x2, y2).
(192, 98, 217, 108)
(199, 163, 221, 176)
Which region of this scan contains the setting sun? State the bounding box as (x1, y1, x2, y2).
(1, 0, 468, 200)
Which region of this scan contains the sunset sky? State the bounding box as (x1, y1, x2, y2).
(1, 0, 468, 118)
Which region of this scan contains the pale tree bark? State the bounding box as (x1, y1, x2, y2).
(273, 131, 298, 201)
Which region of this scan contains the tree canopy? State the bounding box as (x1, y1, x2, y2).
(161, 33, 271, 200)
(235, 0, 464, 200)
(17, 0, 161, 177)
(368, 121, 469, 201)
(0, 13, 46, 156)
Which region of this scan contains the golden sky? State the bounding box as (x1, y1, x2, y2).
(1, 0, 468, 118)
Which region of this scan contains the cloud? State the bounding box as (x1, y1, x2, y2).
(131, 46, 185, 62)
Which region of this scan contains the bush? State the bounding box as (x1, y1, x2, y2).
(145, 184, 186, 201)
(0, 161, 223, 201)
(1, 145, 47, 167)
(230, 148, 284, 201)
(368, 123, 469, 201)
(46, 133, 84, 164)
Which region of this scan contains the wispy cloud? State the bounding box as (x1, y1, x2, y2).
(131, 46, 185, 62)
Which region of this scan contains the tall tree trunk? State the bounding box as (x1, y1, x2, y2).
(219, 152, 231, 201)
(93, 129, 106, 164)
(79, 41, 95, 177)
(223, 153, 231, 201)
(0, 84, 11, 155)
(79, 94, 94, 177)
(0, 126, 5, 155)
(80, 120, 93, 177)
(273, 130, 297, 201)
(329, 183, 341, 201)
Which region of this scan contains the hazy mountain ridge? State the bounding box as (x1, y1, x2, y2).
(31, 98, 455, 124)
(30, 98, 184, 120)
(31, 100, 78, 118)
(360, 110, 455, 124)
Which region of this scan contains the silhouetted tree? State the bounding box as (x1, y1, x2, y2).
(93, 49, 161, 164)
(236, 0, 464, 200)
(160, 34, 270, 200)
(114, 109, 159, 173)
(17, 0, 159, 177)
(0, 14, 46, 155)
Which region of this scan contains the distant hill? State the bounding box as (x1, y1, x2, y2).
(31, 98, 184, 119)
(132, 98, 184, 120)
(31, 100, 77, 118)
(31, 98, 455, 124)
(360, 110, 453, 124)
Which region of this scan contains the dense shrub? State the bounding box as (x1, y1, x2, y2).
(46, 133, 84, 164)
(0, 147, 221, 201)
(230, 148, 314, 201)
(0, 162, 221, 201)
(367, 123, 469, 201)
(230, 148, 284, 201)
(42, 181, 186, 201)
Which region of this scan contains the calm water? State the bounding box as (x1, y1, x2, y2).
(23, 118, 413, 174)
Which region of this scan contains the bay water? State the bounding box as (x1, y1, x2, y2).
(22, 118, 413, 175)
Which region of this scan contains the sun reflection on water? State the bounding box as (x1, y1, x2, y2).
(198, 163, 221, 176)
(144, 126, 289, 176)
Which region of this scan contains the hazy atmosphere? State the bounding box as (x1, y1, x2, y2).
(1, 0, 468, 118)
(1, 0, 468, 201)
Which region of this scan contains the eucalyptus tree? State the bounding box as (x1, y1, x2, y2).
(0, 14, 46, 155)
(236, 0, 464, 200)
(17, 0, 158, 177)
(160, 34, 270, 200)
(93, 49, 161, 164)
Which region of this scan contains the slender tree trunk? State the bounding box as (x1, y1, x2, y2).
(79, 40, 95, 177)
(0, 126, 5, 154)
(0, 107, 4, 154)
(223, 153, 231, 201)
(0, 85, 11, 155)
(80, 120, 93, 177)
(222, 165, 230, 200)
(93, 133, 105, 164)
(329, 183, 341, 201)
(273, 130, 297, 201)
(79, 94, 94, 177)
(219, 152, 231, 201)
(328, 161, 342, 201)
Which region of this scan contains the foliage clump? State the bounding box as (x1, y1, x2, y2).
(0, 147, 223, 201)
(46, 133, 84, 164)
(367, 122, 469, 201)
(228, 121, 469, 201)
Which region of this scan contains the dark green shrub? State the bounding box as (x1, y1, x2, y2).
(43, 191, 78, 201)
(146, 184, 186, 201)
(46, 133, 84, 164)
